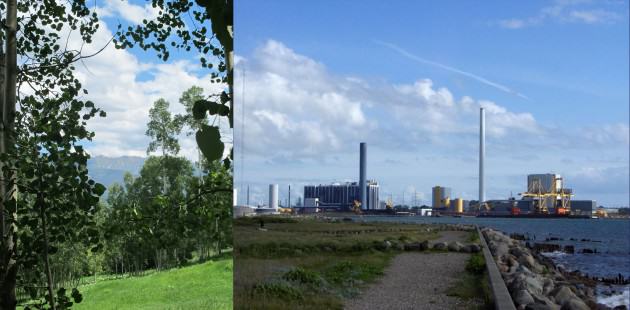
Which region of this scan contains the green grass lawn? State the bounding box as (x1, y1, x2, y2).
(72, 259, 232, 310)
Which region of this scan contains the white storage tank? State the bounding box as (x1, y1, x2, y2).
(269, 184, 279, 210)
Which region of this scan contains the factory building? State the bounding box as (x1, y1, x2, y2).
(569, 200, 596, 216)
(303, 181, 380, 210)
(432, 186, 452, 209)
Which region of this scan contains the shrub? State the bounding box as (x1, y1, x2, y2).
(253, 282, 303, 300)
(466, 253, 486, 275)
(282, 268, 323, 287)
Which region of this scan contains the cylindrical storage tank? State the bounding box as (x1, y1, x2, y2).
(432, 186, 441, 209)
(455, 198, 463, 213)
(269, 184, 278, 209)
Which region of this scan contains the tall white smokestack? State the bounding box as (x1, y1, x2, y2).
(479, 107, 485, 204)
(359, 142, 367, 210)
(269, 184, 278, 210)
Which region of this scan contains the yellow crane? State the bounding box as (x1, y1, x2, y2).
(519, 176, 572, 215)
(385, 198, 394, 210)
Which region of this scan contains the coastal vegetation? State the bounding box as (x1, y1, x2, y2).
(447, 252, 493, 309)
(234, 216, 491, 309)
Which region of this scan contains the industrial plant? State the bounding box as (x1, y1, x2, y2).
(235, 107, 601, 218)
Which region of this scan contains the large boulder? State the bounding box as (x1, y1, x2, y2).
(531, 293, 560, 310)
(560, 298, 589, 310)
(404, 242, 421, 251)
(489, 241, 510, 260)
(543, 278, 555, 296)
(553, 286, 587, 308)
(486, 230, 512, 244)
(467, 244, 481, 253)
(519, 253, 544, 273)
(510, 246, 529, 258)
(433, 242, 448, 251)
(513, 289, 535, 307)
(382, 240, 392, 250)
(506, 254, 519, 267)
(448, 241, 463, 252)
(419, 240, 430, 251)
(510, 272, 544, 296)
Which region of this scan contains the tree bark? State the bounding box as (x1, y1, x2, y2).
(0, 0, 18, 308)
(39, 192, 56, 310)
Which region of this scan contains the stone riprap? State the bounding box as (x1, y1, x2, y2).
(481, 228, 608, 310)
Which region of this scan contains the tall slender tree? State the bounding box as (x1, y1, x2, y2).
(146, 99, 182, 157)
(0, 1, 106, 308)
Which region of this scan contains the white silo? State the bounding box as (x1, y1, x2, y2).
(269, 184, 279, 210)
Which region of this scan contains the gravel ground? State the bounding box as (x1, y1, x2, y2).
(345, 231, 478, 310)
(433, 230, 470, 244)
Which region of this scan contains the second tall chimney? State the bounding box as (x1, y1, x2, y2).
(479, 108, 485, 204)
(360, 142, 367, 210)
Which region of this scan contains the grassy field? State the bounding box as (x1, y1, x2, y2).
(71, 258, 233, 310)
(234, 216, 440, 310)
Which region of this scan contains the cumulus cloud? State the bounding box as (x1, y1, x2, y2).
(97, 0, 160, 25)
(55, 9, 227, 161)
(236, 39, 544, 159)
(235, 40, 370, 157)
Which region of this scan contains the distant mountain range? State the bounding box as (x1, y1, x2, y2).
(87, 155, 146, 190)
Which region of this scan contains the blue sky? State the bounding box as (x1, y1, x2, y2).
(234, 0, 629, 207)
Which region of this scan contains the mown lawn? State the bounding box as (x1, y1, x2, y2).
(72, 259, 232, 310)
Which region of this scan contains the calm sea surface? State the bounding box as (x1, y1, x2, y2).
(359, 216, 630, 279)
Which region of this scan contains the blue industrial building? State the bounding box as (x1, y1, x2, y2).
(303, 181, 380, 210)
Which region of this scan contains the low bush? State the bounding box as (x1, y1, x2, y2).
(253, 282, 304, 301)
(282, 268, 323, 287)
(466, 253, 486, 275)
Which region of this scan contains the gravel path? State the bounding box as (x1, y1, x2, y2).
(345, 231, 477, 310)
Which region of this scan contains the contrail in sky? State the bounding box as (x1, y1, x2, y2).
(375, 40, 529, 100)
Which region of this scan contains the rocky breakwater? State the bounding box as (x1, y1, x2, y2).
(482, 228, 607, 310)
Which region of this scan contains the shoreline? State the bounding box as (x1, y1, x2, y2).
(482, 227, 629, 309)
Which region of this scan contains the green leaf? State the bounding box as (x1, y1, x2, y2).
(196, 125, 224, 162)
(93, 183, 106, 196)
(192, 99, 209, 120)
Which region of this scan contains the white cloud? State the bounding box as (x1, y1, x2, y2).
(568, 9, 622, 23)
(498, 19, 527, 29)
(496, 0, 624, 29)
(236, 40, 370, 157)
(97, 0, 160, 25)
(579, 123, 630, 145)
(237, 40, 543, 159)
(57, 17, 228, 161)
